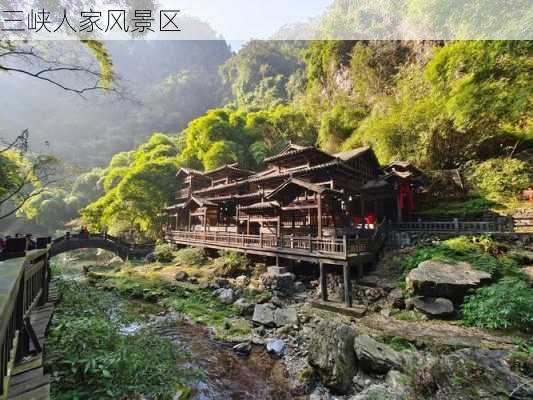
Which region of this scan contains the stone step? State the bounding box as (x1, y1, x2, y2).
(267, 266, 288, 275)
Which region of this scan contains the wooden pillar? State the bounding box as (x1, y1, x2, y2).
(203, 209, 207, 232)
(343, 263, 352, 307)
(356, 258, 364, 279)
(396, 192, 403, 222)
(317, 194, 322, 237)
(246, 219, 250, 235)
(188, 214, 191, 232)
(319, 262, 328, 301)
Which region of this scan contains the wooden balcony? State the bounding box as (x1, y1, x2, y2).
(165, 224, 386, 265)
(175, 187, 191, 199)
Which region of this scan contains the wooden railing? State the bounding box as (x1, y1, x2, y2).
(165, 229, 370, 259)
(390, 219, 510, 233)
(0, 250, 49, 397)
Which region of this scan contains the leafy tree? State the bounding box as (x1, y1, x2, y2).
(466, 158, 532, 203)
(0, 133, 60, 220)
(221, 41, 305, 109)
(426, 41, 533, 158)
(82, 134, 180, 238)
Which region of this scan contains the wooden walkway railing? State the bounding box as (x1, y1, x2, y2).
(165, 223, 387, 261)
(390, 219, 510, 233)
(0, 250, 49, 399)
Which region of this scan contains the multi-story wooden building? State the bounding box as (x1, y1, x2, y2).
(164, 144, 421, 306)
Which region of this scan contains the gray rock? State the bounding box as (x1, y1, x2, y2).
(174, 271, 188, 281)
(252, 304, 298, 327)
(309, 385, 331, 400)
(353, 335, 403, 374)
(349, 384, 396, 400)
(443, 348, 533, 399)
(217, 288, 235, 304)
(266, 339, 285, 357)
(252, 303, 276, 327)
(267, 266, 288, 275)
(232, 342, 251, 355)
(259, 272, 295, 296)
(308, 321, 357, 394)
(406, 260, 491, 302)
(412, 296, 454, 317)
(385, 370, 408, 396)
(145, 252, 156, 263)
(274, 306, 298, 327)
(233, 298, 254, 315)
(294, 281, 306, 292)
(212, 277, 230, 288)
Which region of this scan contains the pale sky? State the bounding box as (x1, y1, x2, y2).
(160, 0, 332, 41)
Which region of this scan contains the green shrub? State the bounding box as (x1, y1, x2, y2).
(153, 243, 175, 263)
(417, 196, 499, 218)
(462, 278, 533, 332)
(212, 250, 249, 277)
(174, 247, 207, 267)
(466, 158, 532, 202)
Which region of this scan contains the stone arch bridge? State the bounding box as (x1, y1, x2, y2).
(49, 233, 155, 260)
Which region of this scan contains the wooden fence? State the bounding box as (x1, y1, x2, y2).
(390, 219, 510, 233)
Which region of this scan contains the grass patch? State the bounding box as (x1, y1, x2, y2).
(417, 196, 501, 218)
(46, 280, 195, 400)
(89, 268, 250, 340)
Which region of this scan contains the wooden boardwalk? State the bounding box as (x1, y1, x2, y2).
(7, 284, 58, 400)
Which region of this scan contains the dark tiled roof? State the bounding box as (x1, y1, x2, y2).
(263, 145, 332, 164)
(267, 178, 342, 200)
(204, 163, 254, 178)
(333, 146, 371, 161)
(239, 201, 280, 210)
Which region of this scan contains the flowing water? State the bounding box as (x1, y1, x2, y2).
(151, 321, 292, 400)
(53, 254, 294, 400)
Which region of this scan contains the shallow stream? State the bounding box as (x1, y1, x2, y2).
(53, 255, 293, 400)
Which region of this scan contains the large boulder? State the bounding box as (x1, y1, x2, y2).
(440, 349, 533, 399)
(353, 335, 404, 374)
(412, 296, 454, 318)
(259, 271, 295, 296)
(406, 260, 491, 302)
(308, 321, 357, 394)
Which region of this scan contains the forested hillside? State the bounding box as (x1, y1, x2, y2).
(78, 39, 531, 239)
(2, 38, 531, 238)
